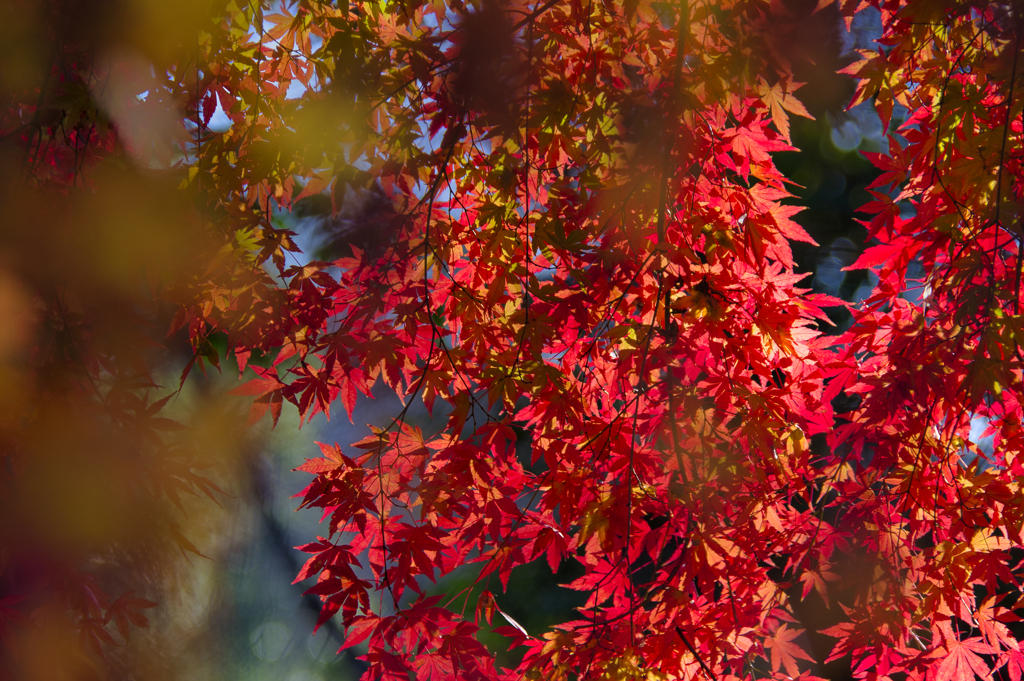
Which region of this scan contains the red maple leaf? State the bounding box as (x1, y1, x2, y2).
(764, 624, 815, 677)
(934, 623, 993, 681)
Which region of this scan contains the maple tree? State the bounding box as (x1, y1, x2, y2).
(5, 0, 1024, 679)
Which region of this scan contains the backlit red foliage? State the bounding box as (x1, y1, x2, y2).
(4, 0, 1024, 680)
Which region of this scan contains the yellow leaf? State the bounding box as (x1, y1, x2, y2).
(756, 80, 813, 143)
(971, 529, 1012, 553)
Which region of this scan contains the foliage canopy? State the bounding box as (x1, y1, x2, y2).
(3, 0, 1024, 680)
